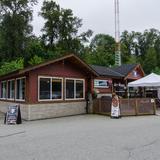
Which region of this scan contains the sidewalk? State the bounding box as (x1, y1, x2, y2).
(0, 111, 4, 123)
(156, 108, 160, 116)
(0, 115, 160, 160)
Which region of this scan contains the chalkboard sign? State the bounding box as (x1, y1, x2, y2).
(5, 105, 22, 124)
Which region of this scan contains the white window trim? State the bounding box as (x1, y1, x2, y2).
(0, 80, 7, 100)
(38, 76, 63, 102)
(15, 77, 26, 102)
(65, 78, 85, 100)
(7, 79, 15, 100)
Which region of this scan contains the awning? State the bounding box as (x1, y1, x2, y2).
(128, 73, 160, 87)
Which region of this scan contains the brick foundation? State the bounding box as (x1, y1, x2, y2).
(0, 101, 87, 120)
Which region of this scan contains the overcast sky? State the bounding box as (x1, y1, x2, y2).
(32, 0, 160, 38)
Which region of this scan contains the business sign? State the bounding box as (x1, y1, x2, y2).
(94, 79, 109, 88)
(5, 105, 22, 124)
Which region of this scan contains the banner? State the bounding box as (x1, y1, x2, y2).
(111, 94, 120, 118)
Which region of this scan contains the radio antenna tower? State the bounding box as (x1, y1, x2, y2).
(114, 0, 121, 66)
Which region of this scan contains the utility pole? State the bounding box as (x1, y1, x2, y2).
(115, 0, 121, 66)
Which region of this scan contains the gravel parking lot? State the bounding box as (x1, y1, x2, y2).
(0, 115, 160, 160)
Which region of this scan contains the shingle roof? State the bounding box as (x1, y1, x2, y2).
(90, 65, 123, 78)
(111, 64, 138, 77)
(90, 64, 138, 78)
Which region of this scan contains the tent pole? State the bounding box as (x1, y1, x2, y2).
(143, 87, 146, 98)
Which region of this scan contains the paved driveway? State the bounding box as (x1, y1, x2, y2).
(0, 115, 160, 160)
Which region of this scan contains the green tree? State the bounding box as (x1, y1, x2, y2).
(0, 58, 24, 76)
(120, 29, 160, 73)
(28, 55, 44, 65)
(143, 47, 157, 74)
(153, 67, 160, 75)
(39, 0, 60, 47)
(121, 31, 142, 63)
(0, 0, 37, 61)
(39, 0, 92, 56)
(24, 36, 45, 65)
(86, 34, 115, 66)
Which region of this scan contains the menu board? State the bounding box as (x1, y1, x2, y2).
(5, 105, 21, 124)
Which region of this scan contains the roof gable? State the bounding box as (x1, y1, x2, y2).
(0, 54, 98, 80)
(90, 64, 144, 79)
(111, 64, 138, 77)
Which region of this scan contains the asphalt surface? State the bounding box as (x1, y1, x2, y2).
(0, 115, 160, 160)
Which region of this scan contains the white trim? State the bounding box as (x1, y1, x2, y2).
(38, 76, 63, 102)
(52, 77, 63, 101)
(65, 78, 85, 100)
(7, 79, 15, 100)
(0, 80, 7, 99)
(16, 76, 26, 80)
(7, 78, 15, 81)
(38, 76, 51, 101)
(15, 77, 26, 101)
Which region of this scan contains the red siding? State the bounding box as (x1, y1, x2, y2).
(126, 66, 144, 80)
(28, 61, 89, 103)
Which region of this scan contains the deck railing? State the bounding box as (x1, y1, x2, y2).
(93, 97, 156, 116)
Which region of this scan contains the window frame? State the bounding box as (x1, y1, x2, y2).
(38, 76, 63, 102)
(0, 80, 7, 99)
(7, 79, 15, 100)
(15, 77, 26, 102)
(65, 78, 85, 100)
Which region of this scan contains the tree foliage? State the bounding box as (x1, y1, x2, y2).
(121, 29, 160, 74)
(0, 0, 160, 76)
(28, 55, 44, 65)
(84, 34, 115, 67)
(0, 58, 24, 75)
(39, 0, 92, 56)
(0, 0, 37, 62)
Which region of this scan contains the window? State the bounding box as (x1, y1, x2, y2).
(39, 78, 51, 100)
(8, 80, 15, 99)
(66, 79, 74, 99)
(39, 77, 63, 100)
(16, 78, 25, 100)
(76, 80, 84, 98)
(65, 79, 84, 100)
(52, 79, 62, 99)
(1, 81, 7, 99)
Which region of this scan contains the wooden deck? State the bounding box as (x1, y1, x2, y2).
(93, 97, 156, 116)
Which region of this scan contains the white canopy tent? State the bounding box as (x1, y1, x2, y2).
(128, 73, 160, 87)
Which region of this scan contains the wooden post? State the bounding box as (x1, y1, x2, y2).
(135, 99, 138, 115)
(99, 98, 101, 113)
(125, 79, 128, 98)
(143, 87, 146, 98)
(153, 99, 157, 115)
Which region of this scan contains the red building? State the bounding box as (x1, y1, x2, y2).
(0, 54, 99, 120)
(91, 64, 145, 97)
(0, 54, 145, 120)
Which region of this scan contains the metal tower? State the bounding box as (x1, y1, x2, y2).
(114, 0, 121, 66)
